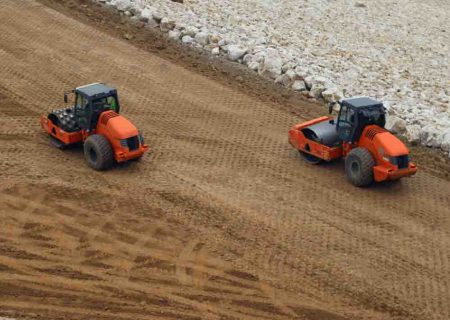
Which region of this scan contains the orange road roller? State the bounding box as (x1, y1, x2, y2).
(40, 83, 149, 170)
(289, 97, 417, 186)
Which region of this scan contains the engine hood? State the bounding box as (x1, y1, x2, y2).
(375, 131, 409, 156)
(104, 114, 138, 139)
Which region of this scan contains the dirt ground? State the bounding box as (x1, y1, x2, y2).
(0, 1, 449, 320)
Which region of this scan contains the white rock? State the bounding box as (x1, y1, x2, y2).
(146, 18, 159, 28)
(181, 35, 194, 44)
(332, 102, 341, 113)
(220, 45, 229, 53)
(441, 130, 450, 152)
(420, 125, 441, 148)
(321, 87, 342, 103)
(253, 36, 267, 45)
(182, 26, 199, 37)
(160, 17, 175, 32)
(211, 47, 220, 55)
(303, 76, 314, 90)
(385, 115, 407, 134)
(112, 0, 131, 12)
(209, 34, 221, 44)
(244, 50, 265, 69)
(292, 80, 307, 91)
(250, 50, 267, 64)
(227, 45, 247, 61)
(309, 83, 326, 99)
(243, 54, 253, 66)
(195, 32, 210, 46)
(246, 60, 259, 71)
(258, 48, 282, 79)
(304, 76, 331, 91)
(285, 69, 298, 80)
(294, 66, 309, 79)
(152, 11, 163, 22)
(168, 29, 181, 41)
(282, 62, 296, 73)
(218, 39, 227, 47)
(139, 8, 153, 22)
(275, 73, 293, 87)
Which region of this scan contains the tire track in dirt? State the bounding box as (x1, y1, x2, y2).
(0, 185, 299, 320)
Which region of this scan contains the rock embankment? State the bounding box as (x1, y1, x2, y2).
(100, 0, 450, 157)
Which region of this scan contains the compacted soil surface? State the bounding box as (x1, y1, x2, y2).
(0, 1, 449, 320)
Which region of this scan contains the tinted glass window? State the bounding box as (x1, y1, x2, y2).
(75, 94, 89, 129)
(76, 94, 87, 108)
(347, 108, 355, 123)
(92, 96, 118, 112)
(361, 107, 385, 127)
(339, 106, 347, 123)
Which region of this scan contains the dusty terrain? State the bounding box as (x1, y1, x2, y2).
(0, 1, 449, 320)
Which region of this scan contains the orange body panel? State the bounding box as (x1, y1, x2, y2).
(96, 111, 149, 162)
(291, 116, 333, 131)
(289, 119, 417, 182)
(373, 165, 417, 182)
(288, 116, 342, 162)
(358, 125, 417, 181)
(40, 115, 83, 145)
(41, 111, 149, 163)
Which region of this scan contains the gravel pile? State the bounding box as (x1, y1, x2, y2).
(100, 0, 450, 156)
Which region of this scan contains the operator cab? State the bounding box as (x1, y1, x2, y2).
(335, 97, 386, 143)
(65, 83, 121, 130)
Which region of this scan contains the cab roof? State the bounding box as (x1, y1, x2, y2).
(75, 83, 116, 98)
(341, 97, 383, 109)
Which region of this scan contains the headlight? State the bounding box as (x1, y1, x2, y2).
(120, 139, 128, 148)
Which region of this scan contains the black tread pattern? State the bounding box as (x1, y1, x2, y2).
(345, 148, 375, 187)
(83, 134, 114, 171)
(49, 106, 80, 132)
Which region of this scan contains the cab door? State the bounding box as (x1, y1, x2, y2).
(337, 105, 355, 142)
(74, 93, 91, 130)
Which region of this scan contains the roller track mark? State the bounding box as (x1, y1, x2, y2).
(1, 187, 296, 320)
(258, 282, 297, 317)
(176, 240, 217, 289)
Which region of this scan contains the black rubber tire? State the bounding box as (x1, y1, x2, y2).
(345, 148, 375, 187)
(299, 151, 323, 165)
(83, 134, 114, 171)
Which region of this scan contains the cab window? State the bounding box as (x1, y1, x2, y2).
(347, 108, 355, 123)
(92, 96, 118, 112)
(338, 105, 353, 141)
(74, 94, 89, 129)
(107, 96, 118, 112)
(76, 94, 87, 108)
(338, 105, 348, 123)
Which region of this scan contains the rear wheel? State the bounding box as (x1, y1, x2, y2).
(345, 148, 375, 187)
(84, 134, 114, 171)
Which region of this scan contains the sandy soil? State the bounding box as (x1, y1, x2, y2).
(0, 1, 449, 320)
